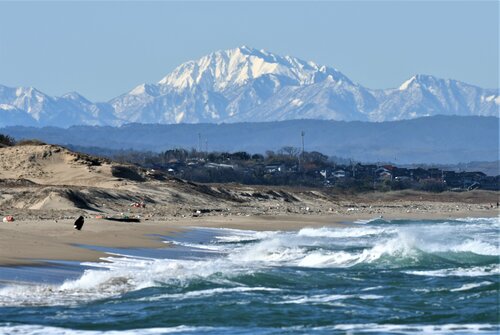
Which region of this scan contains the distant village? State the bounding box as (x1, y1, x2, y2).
(112, 147, 500, 192)
(0, 133, 498, 192)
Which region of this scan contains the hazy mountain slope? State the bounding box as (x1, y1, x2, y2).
(3, 116, 498, 164)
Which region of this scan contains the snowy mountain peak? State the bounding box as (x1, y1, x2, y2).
(157, 46, 350, 91)
(15, 86, 43, 98)
(399, 75, 418, 90)
(1, 47, 499, 128)
(399, 74, 441, 90)
(62, 91, 91, 103)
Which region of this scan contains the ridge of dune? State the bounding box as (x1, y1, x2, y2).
(0, 144, 130, 188)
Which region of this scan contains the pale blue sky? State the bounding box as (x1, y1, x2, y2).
(0, 1, 498, 101)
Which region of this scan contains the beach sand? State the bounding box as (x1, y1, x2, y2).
(0, 219, 180, 266)
(1, 207, 498, 266)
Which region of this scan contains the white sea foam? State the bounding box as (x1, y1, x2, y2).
(0, 255, 255, 306)
(330, 323, 498, 334)
(142, 286, 281, 302)
(411, 287, 448, 293)
(1, 217, 498, 306)
(0, 325, 215, 335)
(1, 323, 496, 335)
(211, 228, 277, 243)
(450, 281, 492, 292)
(405, 265, 500, 277)
(451, 240, 499, 255)
(294, 230, 421, 268)
(227, 230, 398, 267)
(361, 286, 385, 292)
(353, 217, 389, 224)
(278, 293, 382, 305)
(228, 225, 423, 268)
(167, 240, 223, 251)
(456, 217, 500, 224)
(297, 226, 393, 238)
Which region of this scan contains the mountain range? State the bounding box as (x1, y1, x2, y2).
(0, 46, 498, 127)
(2, 116, 498, 164)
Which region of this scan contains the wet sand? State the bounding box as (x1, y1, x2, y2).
(0, 219, 181, 266)
(1, 208, 498, 266)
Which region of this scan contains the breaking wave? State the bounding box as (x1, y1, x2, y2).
(1, 323, 498, 335)
(0, 217, 498, 308)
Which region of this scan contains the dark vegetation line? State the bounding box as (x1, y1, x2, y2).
(1, 134, 498, 192)
(107, 147, 499, 192)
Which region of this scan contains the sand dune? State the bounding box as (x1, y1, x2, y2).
(0, 144, 123, 188)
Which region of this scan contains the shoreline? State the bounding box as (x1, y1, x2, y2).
(0, 209, 498, 267)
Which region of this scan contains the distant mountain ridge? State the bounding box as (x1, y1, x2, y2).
(1, 46, 498, 127)
(2, 116, 498, 164)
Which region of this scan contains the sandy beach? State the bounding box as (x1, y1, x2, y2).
(1, 208, 498, 266)
(0, 144, 498, 266)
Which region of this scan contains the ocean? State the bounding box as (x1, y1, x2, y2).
(0, 217, 498, 334)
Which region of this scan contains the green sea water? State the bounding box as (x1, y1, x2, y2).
(0, 217, 498, 334)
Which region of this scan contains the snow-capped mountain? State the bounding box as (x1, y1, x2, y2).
(110, 46, 380, 123)
(1, 46, 498, 127)
(0, 85, 115, 127)
(370, 74, 499, 121)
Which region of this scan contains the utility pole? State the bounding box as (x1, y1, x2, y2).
(198, 133, 202, 155)
(301, 131, 305, 171)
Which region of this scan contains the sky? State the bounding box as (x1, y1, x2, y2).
(0, 0, 498, 102)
